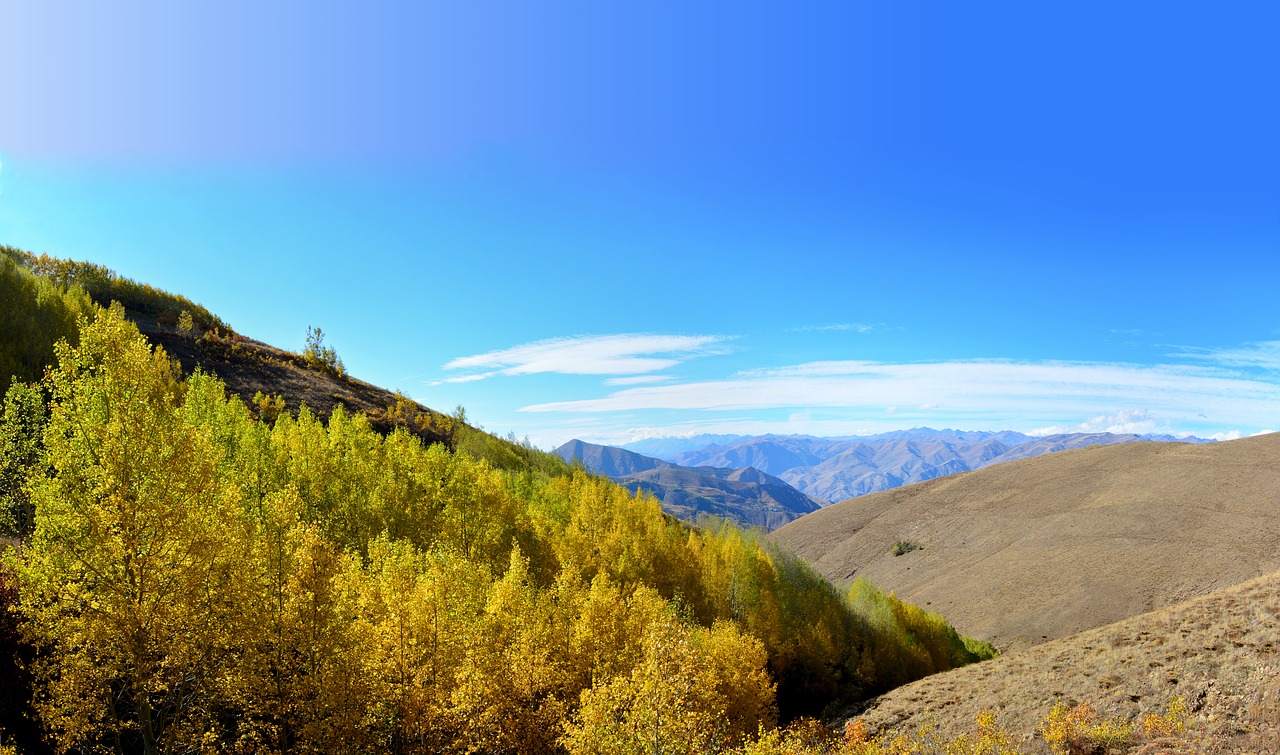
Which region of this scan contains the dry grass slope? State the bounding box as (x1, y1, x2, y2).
(842, 569, 1280, 753)
(134, 312, 452, 444)
(772, 434, 1280, 652)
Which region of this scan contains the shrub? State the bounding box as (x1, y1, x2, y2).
(252, 391, 287, 424)
(892, 540, 918, 557)
(302, 326, 345, 375)
(1036, 699, 1190, 755)
(1140, 696, 1188, 738)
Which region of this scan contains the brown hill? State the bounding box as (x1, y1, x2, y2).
(841, 568, 1280, 753)
(772, 433, 1280, 652)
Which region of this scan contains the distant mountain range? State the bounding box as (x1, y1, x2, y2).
(622, 428, 1212, 503)
(553, 440, 824, 530)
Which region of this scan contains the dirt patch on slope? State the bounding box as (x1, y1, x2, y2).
(772, 434, 1280, 652)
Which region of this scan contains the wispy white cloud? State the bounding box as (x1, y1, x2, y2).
(787, 323, 877, 334)
(604, 375, 674, 386)
(430, 372, 498, 385)
(443, 333, 729, 381)
(520, 359, 1280, 436)
(1028, 408, 1162, 436)
(1174, 341, 1280, 371)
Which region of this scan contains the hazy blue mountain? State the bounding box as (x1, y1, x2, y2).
(554, 440, 823, 530)
(626, 428, 1215, 504)
(555, 439, 669, 477)
(671, 434, 849, 475)
(621, 434, 748, 459)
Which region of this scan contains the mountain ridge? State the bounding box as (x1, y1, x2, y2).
(622, 428, 1215, 502)
(555, 440, 824, 530)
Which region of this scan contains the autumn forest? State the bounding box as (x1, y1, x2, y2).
(0, 250, 994, 754)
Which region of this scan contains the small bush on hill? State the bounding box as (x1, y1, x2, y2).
(302, 325, 345, 375)
(1038, 697, 1188, 755)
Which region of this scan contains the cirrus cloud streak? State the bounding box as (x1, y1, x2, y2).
(442, 333, 729, 381)
(519, 359, 1280, 432)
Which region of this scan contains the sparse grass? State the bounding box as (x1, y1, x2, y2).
(836, 570, 1280, 752)
(733, 698, 1188, 754)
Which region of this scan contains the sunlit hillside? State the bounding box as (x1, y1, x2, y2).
(0, 251, 992, 754)
(774, 434, 1280, 652)
(838, 568, 1280, 753)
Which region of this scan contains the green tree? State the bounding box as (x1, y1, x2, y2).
(0, 252, 95, 392)
(0, 382, 46, 536)
(302, 326, 345, 375)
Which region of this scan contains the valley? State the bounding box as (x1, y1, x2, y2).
(631, 429, 1212, 504)
(4, 246, 1278, 754)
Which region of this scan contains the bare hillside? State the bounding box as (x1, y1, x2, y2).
(132, 314, 453, 446)
(772, 433, 1280, 651)
(842, 569, 1280, 753)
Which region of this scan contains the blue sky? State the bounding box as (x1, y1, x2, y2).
(2, 1, 1278, 447)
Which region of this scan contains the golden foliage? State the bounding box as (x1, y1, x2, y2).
(1038, 697, 1187, 755)
(562, 595, 776, 755)
(6, 306, 993, 754)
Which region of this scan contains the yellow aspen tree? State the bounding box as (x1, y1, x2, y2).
(16, 306, 240, 755)
(697, 621, 777, 746)
(355, 538, 489, 753)
(437, 454, 519, 568)
(232, 514, 370, 754)
(452, 547, 572, 755)
(563, 588, 775, 755)
(564, 596, 715, 755)
(568, 574, 664, 690)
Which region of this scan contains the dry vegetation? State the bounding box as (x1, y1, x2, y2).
(135, 311, 455, 444)
(838, 569, 1280, 753)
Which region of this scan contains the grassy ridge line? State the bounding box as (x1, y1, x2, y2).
(2, 245, 231, 335)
